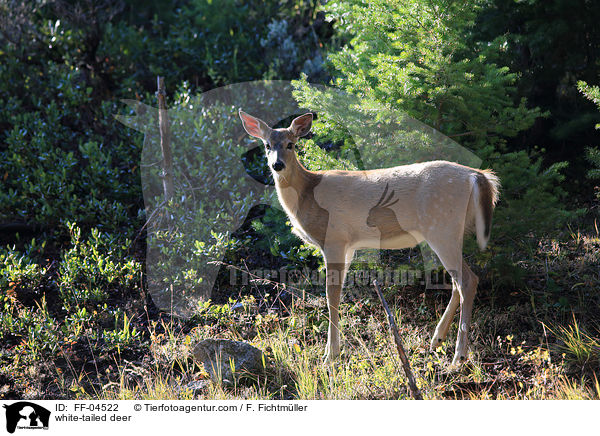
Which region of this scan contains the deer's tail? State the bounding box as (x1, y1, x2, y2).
(471, 170, 500, 250)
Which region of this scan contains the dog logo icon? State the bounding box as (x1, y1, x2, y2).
(3, 402, 50, 433)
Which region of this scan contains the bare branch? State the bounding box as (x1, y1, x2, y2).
(156, 76, 175, 204)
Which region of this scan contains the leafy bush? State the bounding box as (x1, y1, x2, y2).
(0, 0, 329, 242)
(483, 149, 575, 240)
(0, 38, 143, 237)
(59, 223, 141, 311)
(99, 0, 329, 92)
(0, 224, 142, 369)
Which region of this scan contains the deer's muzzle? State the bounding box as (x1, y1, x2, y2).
(272, 161, 285, 172)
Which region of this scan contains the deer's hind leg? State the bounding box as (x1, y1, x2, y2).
(426, 227, 478, 365)
(430, 286, 460, 351)
(453, 261, 478, 365)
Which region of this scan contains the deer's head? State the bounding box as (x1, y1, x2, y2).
(239, 110, 313, 176)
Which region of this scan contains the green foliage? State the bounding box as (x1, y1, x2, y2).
(99, 0, 327, 91)
(134, 84, 266, 314)
(260, 17, 326, 81)
(0, 224, 142, 369)
(485, 149, 574, 239)
(250, 207, 317, 265)
(103, 310, 140, 350)
(0, 0, 329, 239)
(325, 0, 542, 149)
(0, 239, 46, 290)
(577, 81, 600, 181)
(474, 0, 600, 166)
(298, 139, 359, 171)
(0, 242, 57, 361)
(0, 43, 142, 235)
(296, 0, 572, 244)
(59, 222, 141, 311)
(586, 147, 600, 181)
(578, 81, 600, 117)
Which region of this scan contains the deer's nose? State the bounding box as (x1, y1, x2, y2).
(272, 161, 285, 172)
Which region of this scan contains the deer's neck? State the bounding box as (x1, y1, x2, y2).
(273, 153, 328, 248)
(273, 154, 318, 212)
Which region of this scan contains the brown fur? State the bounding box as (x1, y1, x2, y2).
(366, 184, 408, 240)
(294, 171, 329, 248)
(269, 128, 297, 147)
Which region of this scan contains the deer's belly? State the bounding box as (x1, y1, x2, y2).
(352, 230, 424, 250)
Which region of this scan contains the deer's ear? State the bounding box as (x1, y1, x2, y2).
(239, 110, 270, 140)
(289, 113, 313, 137)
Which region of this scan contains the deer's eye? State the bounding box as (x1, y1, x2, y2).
(287, 142, 293, 150)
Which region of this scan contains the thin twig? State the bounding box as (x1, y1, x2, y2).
(128, 199, 167, 254)
(373, 279, 423, 400)
(447, 131, 474, 138)
(156, 76, 175, 205)
(209, 260, 321, 308)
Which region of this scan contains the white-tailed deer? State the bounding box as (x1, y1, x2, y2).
(239, 110, 500, 366)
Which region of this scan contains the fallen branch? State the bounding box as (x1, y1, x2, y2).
(373, 279, 423, 400)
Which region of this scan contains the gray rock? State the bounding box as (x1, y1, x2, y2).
(184, 380, 211, 396)
(192, 339, 266, 385)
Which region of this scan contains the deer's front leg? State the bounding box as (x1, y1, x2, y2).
(324, 281, 342, 364)
(323, 246, 349, 364)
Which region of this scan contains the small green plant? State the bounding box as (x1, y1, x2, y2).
(0, 239, 46, 291)
(104, 310, 140, 351)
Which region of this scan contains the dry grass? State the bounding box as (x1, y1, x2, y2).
(2, 226, 599, 401)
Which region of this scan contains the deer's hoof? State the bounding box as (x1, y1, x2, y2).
(323, 346, 340, 365)
(429, 336, 444, 352)
(450, 353, 467, 367)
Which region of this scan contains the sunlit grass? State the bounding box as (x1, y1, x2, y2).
(547, 316, 600, 369)
(86, 298, 592, 401)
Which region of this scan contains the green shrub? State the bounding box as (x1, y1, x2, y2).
(0, 224, 143, 367)
(0, 54, 143, 237)
(58, 223, 141, 311)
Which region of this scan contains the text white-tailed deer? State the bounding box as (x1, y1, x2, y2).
(239, 110, 500, 366)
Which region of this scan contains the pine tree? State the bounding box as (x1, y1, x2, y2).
(294, 0, 574, 241)
(578, 81, 600, 180)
